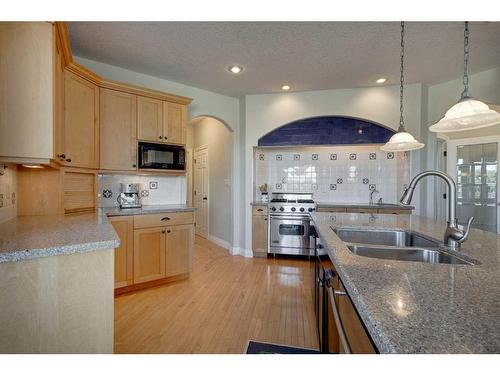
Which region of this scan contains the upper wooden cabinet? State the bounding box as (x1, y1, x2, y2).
(63, 70, 99, 168)
(0, 22, 55, 163)
(137, 96, 163, 142)
(163, 102, 187, 145)
(100, 88, 137, 171)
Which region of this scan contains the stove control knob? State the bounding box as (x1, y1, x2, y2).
(271, 207, 276, 211)
(308, 207, 314, 212)
(300, 207, 305, 212)
(291, 207, 296, 212)
(279, 207, 285, 212)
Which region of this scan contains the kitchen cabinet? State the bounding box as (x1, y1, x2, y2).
(133, 227, 167, 284)
(63, 70, 99, 168)
(0, 22, 55, 163)
(163, 101, 187, 145)
(110, 216, 134, 288)
(99, 88, 137, 171)
(252, 206, 268, 258)
(137, 96, 163, 142)
(165, 224, 194, 277)
(54, 25, 65, 163)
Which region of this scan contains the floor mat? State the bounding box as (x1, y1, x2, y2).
(245, 340, 319, 354)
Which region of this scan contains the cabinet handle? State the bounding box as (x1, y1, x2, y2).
(132, 164, 136, 168)
(164, 136, 168, 140)
(325, 270, 352, 354)
(257, 208, 263, 212)
(167, 230, 171, 233)
(58, 154, 66, 159)
(65, 158, 72, 163)
(161, 230, 166, 234)
(159, 136, 163, 139)
(161, 217, 170, 221)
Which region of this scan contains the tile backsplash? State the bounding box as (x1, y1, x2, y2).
(0, 164, 17, 224)
(254, 145, 410, 203)
(98, 174, 186, 207)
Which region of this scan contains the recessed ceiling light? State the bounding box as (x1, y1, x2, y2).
(376, 78, 387, 84)
(22, 164, 44, 169)
(281, 85, 291, 91)
(228, 65, 243, 74)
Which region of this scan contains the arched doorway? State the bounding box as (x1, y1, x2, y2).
(187, 116, 234, 250)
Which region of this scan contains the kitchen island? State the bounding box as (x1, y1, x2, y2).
(310, 211, 500, 353)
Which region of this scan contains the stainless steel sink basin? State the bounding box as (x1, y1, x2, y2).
(347, 244, 474, 265)
(332, 227, 440, 248)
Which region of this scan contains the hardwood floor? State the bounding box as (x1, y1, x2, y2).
(114, 235, 319, 353)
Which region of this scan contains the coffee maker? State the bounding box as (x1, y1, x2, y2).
(117, 183, 142, 209)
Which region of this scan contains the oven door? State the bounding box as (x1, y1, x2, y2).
(269, 215, 311, 255)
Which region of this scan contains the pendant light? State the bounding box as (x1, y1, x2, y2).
(429, 22, 500, 132)
(381, 22, 424, 152)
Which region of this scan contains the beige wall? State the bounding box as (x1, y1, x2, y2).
(189, 117, 233, 246)
(0, 164, 17, 224)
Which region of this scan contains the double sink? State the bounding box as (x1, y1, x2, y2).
(331, 227, 477, 265)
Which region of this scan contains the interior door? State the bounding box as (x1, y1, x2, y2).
(194, 147, 209, 238)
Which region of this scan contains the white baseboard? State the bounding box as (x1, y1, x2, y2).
(207, 235, 253, 258)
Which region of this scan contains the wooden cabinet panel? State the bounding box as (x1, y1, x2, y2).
(62, 169, 97, 213)
(54, 25, 65, 162)
(252, 206, 268, 216)
(163, 102, 186, 145)
(110, 216, 134, 288)
(63, 70, 99, 168)
(137, 96, 163, 142)
(133, 227, 166, 284)
(165, 224, 193, 277)
(133, 211, 195, 229)
(99, 88, 137, 171)
(0, 22, 54, 162)
(252, 214, 268, 257)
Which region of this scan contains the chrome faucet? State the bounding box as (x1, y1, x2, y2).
(399, 170, 474, 250)
(369, 189, 380, 205)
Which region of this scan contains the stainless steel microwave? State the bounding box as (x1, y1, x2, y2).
(138, 142, 185, 171)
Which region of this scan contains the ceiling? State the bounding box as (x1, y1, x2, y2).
(68, 22, 500, 97)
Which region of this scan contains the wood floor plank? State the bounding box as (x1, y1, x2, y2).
(114, 235, 319, 353)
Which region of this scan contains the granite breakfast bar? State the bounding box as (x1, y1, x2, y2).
(311, 211, 500, 353)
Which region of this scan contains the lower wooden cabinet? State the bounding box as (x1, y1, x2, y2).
(252, 206, 268, 258)
(112, 213, 195, 292)
(110, 216, 134, 288)
(133, 227, 167, 284)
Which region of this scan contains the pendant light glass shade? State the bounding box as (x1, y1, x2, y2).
(429, 97, 500, 133)
(430, 22, 500, 133)
(380, 131, 425, 152)
(381, 22, 425, 153)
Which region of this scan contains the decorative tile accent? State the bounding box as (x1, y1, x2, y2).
(369, 215, 376, 223)
(312, 154, 319, 161)
(337, 178, 343, 184)
(259, 154, 265, 161)
(330, 153, 337, 160)
(276, 183, 282, 190)
(141, 190, 149, 197)
(349, 153, 356, 160)
(276, 154, 282, 161)
(369, 184, 377, 191)
(363, 178, 369, 184)
(102, 189, 112, 199)
(149, 181, 158, 190)
(282, 177, 287, 183)
(387, 152, 395, 159)
(330, 184, 337, 190)
(330, 215, 337, 223)
(312, 183, 318, 190)
(369, 153, 377, 160)
(294, 154, 300, 161)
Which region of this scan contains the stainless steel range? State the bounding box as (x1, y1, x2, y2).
(268, 192, 316, 256)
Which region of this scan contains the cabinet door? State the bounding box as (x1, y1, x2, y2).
(137, 96, 163, 142)
(53, 25, 65, 162)
(110, 216, 134, 288)
(163, 102, 187, 145)
(133, 227, 166, 284)
(63, 70, 99, 168)
(252, 214, 268, 257)
(99, 88, 137, 171)
(165, 224, 194, 277)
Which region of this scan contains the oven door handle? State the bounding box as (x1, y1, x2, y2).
(269, 215, 310, 221)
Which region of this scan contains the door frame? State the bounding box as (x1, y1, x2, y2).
(447, 135, 500, 233)
(194, 145, 209, 239)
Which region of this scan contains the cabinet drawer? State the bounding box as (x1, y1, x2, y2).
(133, 211, 194, 229)
(252, 205, 268, 216)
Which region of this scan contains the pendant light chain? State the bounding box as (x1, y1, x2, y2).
(398, 21, 405, 132)
(462, 21, 470, 99)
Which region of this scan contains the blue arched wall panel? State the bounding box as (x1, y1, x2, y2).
(258, 116, 395, 147)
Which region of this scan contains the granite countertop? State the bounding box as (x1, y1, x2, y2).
(102, 204, 196, 216)
(310, 212, 500, 353)
(0, 204, 195, 263)
(316, 202, 414, 210)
